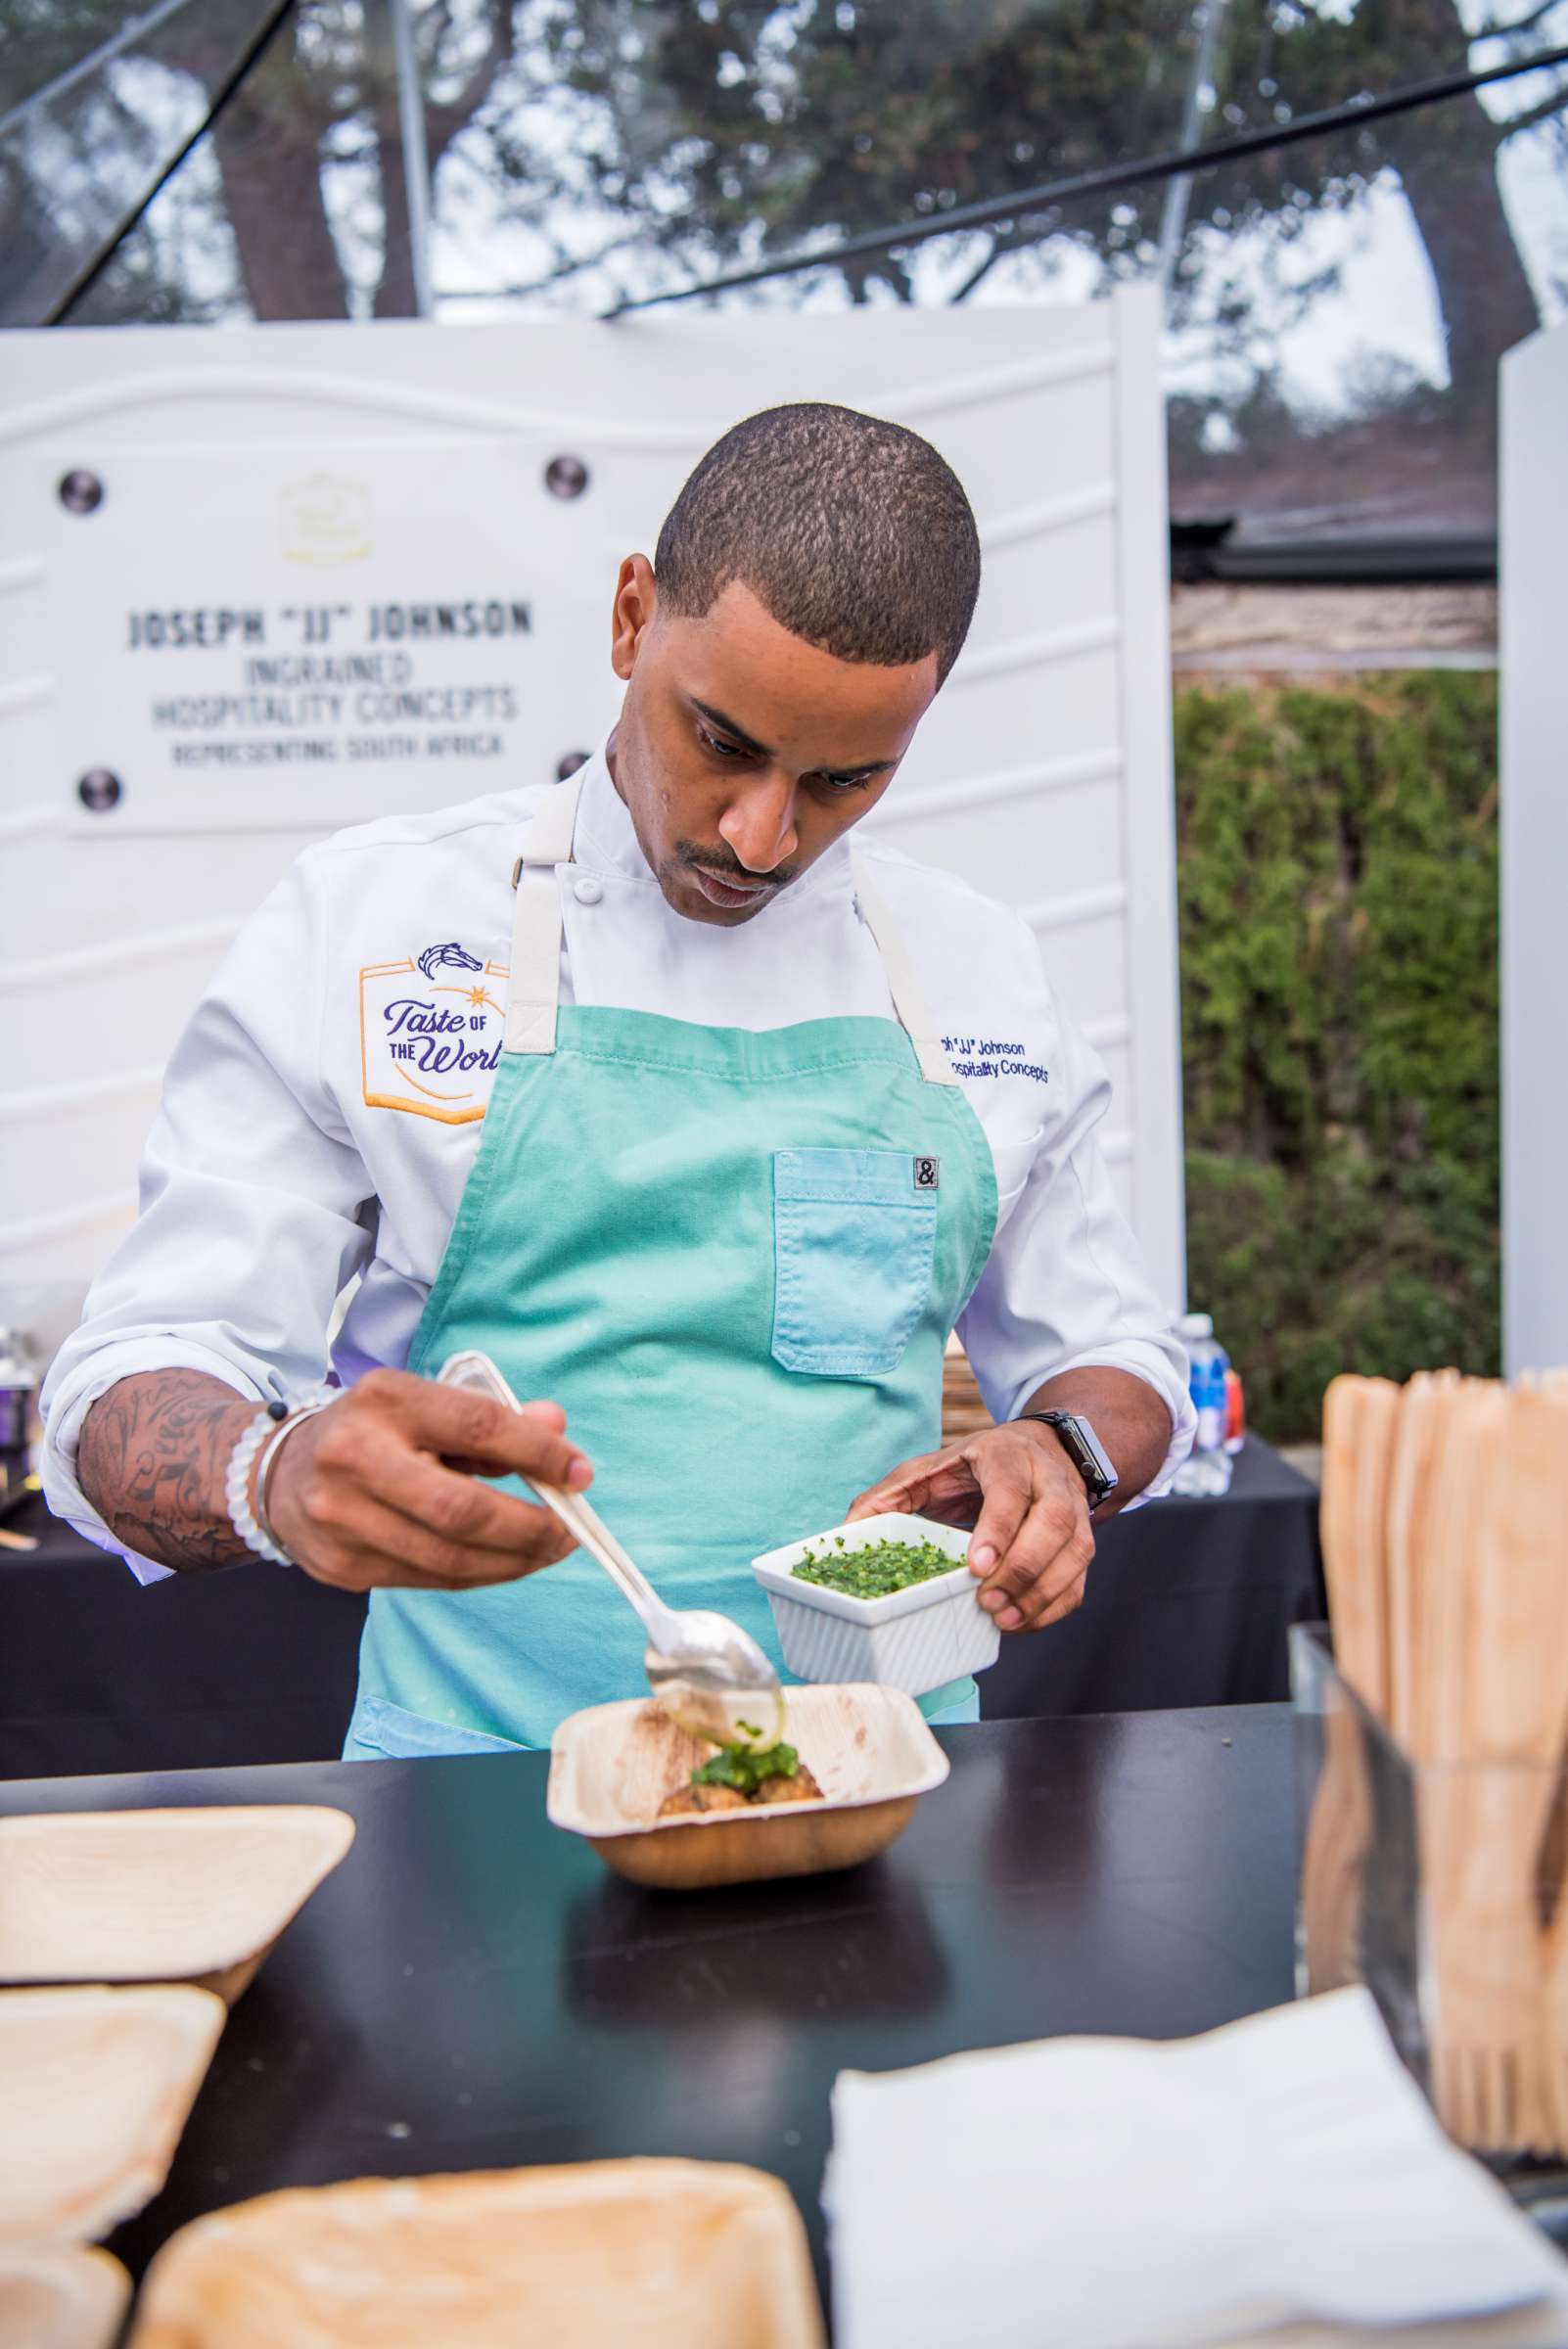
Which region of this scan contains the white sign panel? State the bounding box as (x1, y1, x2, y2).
(0, 299, 1182, 1322)
(49, 440, 596, 832)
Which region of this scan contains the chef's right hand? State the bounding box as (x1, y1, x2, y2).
(266, 1367, 592, 1591)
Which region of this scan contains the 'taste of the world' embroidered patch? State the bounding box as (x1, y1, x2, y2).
(359, 941, 507, 1123)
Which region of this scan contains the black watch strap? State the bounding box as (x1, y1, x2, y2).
(1015, 1409, 1119, 1507)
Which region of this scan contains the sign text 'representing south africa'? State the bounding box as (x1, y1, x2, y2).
(50, 439, 592, 832)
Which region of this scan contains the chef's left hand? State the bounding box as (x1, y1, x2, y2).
(845, 1421, 1093, 1633)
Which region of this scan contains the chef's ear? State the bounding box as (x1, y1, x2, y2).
(610, 553, 658, 680)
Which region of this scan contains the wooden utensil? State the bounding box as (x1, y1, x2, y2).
(1310, 1365, 1568, 2156)
(1306, 1377, 1403, 1991)
(1510, 1384, 1568, 2150)
(1320, 1375, 1403, 1714)
(1382, 1368, 1461, 1752)
(1420, 1383, 1568, 2151)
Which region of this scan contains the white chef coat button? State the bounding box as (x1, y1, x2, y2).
(573, 876, 603, 905)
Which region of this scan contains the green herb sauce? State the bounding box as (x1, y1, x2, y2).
(791, 1536, 958, 1600)
(691, 1740, 802, 1796)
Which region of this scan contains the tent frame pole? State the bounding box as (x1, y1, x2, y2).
(387, 0, 434, 319)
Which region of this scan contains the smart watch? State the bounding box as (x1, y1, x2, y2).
(1014, 1409, 1119, 1508)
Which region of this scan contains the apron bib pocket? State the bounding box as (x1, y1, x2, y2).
(347, 1696, 532, 1760)
(771, 1147, 938, 1378)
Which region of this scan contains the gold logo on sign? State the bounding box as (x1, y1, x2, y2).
(280, 475, 373, 567)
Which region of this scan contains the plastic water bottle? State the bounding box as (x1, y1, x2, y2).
(1173, 1311, 1233, 1497)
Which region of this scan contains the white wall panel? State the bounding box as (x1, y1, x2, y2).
(0, 296, 1183, 1319)
(1500, 320, 1568, 1376)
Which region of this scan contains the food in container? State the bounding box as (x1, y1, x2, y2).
(656, 1731, 823, 1818)
(752, 1511, 1000, 1695)
(548, 1683, 947, 1889)
(126, 2159, 825, 2348)
(793, 1536, 958, 1600)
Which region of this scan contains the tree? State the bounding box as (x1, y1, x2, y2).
(0, 0, 522, 322)
(1206, 0, 1553, 418)
(542, 0, 1559, 413)
(2, 0, 1559, 432)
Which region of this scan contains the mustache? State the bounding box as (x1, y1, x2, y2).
(674, 841, 797, 891)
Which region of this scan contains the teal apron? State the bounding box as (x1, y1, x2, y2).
(344, 772, 998, 1759)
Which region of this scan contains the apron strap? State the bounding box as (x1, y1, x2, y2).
(504, 771, 584, 1055)
(504, 781, 955, 1085)
(850, 850, 960, 1089)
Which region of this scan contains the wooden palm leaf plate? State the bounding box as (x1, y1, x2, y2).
(0, 1806, 355, 2004)
(0, 1984, 226, 2244)
(128, 2159, 825, 2349)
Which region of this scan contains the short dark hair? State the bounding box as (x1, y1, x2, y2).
(654, 402, 981, 687)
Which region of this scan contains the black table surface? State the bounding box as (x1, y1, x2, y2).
(0, 1440, 1322, 1777)
(0, 1704, 1298, 2318)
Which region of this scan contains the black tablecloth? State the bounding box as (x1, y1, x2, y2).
(0, 1705, 1299, 2312)
(0, 1440, 1322, 1780)
(983, 1437, 1324, 1718)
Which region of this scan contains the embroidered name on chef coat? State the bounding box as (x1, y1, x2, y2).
(942, 1036, 1050, 1085)
(359, 941, 507, 1123)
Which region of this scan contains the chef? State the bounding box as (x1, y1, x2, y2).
(42, 401, 1193, 1757)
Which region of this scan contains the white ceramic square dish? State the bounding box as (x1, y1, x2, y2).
(752, 1512, 1001, 1695)
(547, 1684, 948, 1889)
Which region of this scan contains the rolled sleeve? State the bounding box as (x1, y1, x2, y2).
(957, 979, 1194, 1505)
(40, 853, 375, 1578)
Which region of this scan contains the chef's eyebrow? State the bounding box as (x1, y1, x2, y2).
(689, 696, 895, 783)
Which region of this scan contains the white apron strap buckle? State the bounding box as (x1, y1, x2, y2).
(504, 770, 585, 1056)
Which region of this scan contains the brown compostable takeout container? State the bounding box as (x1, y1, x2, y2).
(546, 1681, 948, 1891)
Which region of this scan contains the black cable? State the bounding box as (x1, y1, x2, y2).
(603, 40, 1568, 319)
(45, 0, 300, 325)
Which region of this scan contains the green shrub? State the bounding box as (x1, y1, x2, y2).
(1176, 672, 1499, 1442)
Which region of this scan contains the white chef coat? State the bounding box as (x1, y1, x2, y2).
(42, 743, 1194, 1582)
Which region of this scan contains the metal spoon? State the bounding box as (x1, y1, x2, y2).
(436, 1350, 784, 1747)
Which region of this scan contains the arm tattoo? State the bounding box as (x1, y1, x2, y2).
(77, 1370, 262, 1572)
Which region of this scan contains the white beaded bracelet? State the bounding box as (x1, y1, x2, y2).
(224, 1387, 337, 1567)
(225, 1406, 292, 1566)
(254, 1393, 337, 1552)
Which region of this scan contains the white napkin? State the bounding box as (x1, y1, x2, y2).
(825, 1987, 1568, 2349)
